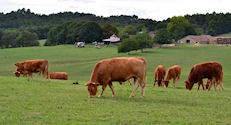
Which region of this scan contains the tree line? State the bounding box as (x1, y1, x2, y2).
(118, 16, 196, 53)
(1, 8, 231, 49)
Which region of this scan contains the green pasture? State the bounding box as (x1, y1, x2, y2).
(0, 44, 231, 124)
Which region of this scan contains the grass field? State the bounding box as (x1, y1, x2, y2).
(0, 44, 231, 124)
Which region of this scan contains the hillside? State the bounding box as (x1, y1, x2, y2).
(217, 32, 231, 37)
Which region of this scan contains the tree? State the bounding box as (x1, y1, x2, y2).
(167, 16, 196, 41)
(45, 21, 102, 45)
(134, 33, 153, 52)
(15, 31, 39, 47)
(0, 30, 3, 48)
(118, 38, 139, 53)
(0, 31, 18, 48)
(78, 21, 102, 43)
(153, 28, 172, 44)
(122, 25, 137, 35)
(102, 24, 119, 39)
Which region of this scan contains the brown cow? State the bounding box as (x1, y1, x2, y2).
(85, 57, 147, 98)
(48, 72, 68, 80)
(153, 65, 166, 87)
(163, 65, 181, 88)
(205, 77, 224, 91)
(185, 62, 223, 91)
(14, 59, 49, 81)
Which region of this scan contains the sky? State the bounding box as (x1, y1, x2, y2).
(0, 0, 230, 21)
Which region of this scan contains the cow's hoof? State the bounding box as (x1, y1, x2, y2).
(88, 95, 95, 98)
(112, 94, 116, 97)
(98, 95, 103, 98)
(129, 95, 134, 98)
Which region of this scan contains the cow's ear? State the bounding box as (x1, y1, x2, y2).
(85, 82, 91, 86)
(14, 63, 18, 66)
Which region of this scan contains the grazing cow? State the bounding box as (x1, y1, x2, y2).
(185, 62, 223, 91)
(14, 59, 49, 81)
(153, 65, 166, 87)
(205, 76, 224, 91)
(85, 57, 147, 98)
(48, 72, 68, 80)
(163, 65, 181, 88)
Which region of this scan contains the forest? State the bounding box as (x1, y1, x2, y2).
(0, 8, 231, 48)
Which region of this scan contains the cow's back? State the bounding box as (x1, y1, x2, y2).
(91, 57, 146, 83)
(166, 65, 181, 79)
(49, 72, 68, 80)
(155, 65, 166, 80)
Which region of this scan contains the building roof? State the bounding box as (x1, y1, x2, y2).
(103, 34, 120, 43)
(182, 35, 213, 42)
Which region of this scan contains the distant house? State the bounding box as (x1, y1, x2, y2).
(103, 34, 120, 45)
(178, 35, 214, 44)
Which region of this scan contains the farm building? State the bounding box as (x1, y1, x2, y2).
(103, 34, 120, 45)
(214, 37, 231, 44)
(178, 35, 214, 44)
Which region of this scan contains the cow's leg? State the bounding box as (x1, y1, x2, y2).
(153, 81, 156, 86)
(28, 73, 33, 82)
(197, 80, 202, 91)
(214, 82, 217, 91)
(35, 72, 38, 78)
(108, 82, 115, 97)
(173, 78, 176, 88)
(128, 79, 132, 86)
(130, 79, 139, 98)
(208, 81, 212, 91)
(220, 82, 224, 91)
(140, 80, 146, 98)
(42, 71, 46, 80)
(174, 78, 179, 88)
(197, 80, 204, 91)
(98, 84, 108, 97)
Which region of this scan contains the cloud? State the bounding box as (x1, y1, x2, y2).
(0, 0, 230, 20)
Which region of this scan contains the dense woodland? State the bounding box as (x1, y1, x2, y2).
(0, 8, 231, 49)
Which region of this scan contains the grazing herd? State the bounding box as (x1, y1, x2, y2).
(14, 59, 68, 81)
(14, 57, 224, 98)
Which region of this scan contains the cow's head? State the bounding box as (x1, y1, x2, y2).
(14, 62, 25, 73)
(163, 80, 169, 88)
(14, 71, 21, 77)
(184, 80, 193, 90)
(85, 82, 100, 98)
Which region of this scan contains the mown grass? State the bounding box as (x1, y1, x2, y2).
(0, 44, 231, 124)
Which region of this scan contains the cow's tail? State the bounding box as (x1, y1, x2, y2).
(143, 59, 147, 88)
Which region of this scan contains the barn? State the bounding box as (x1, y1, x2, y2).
(214, 37, 231, 44)
(178, 35, 214, 44)
(103, 34, 120, 45)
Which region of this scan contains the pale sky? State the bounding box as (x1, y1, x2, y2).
(0, 0, 230, 21)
